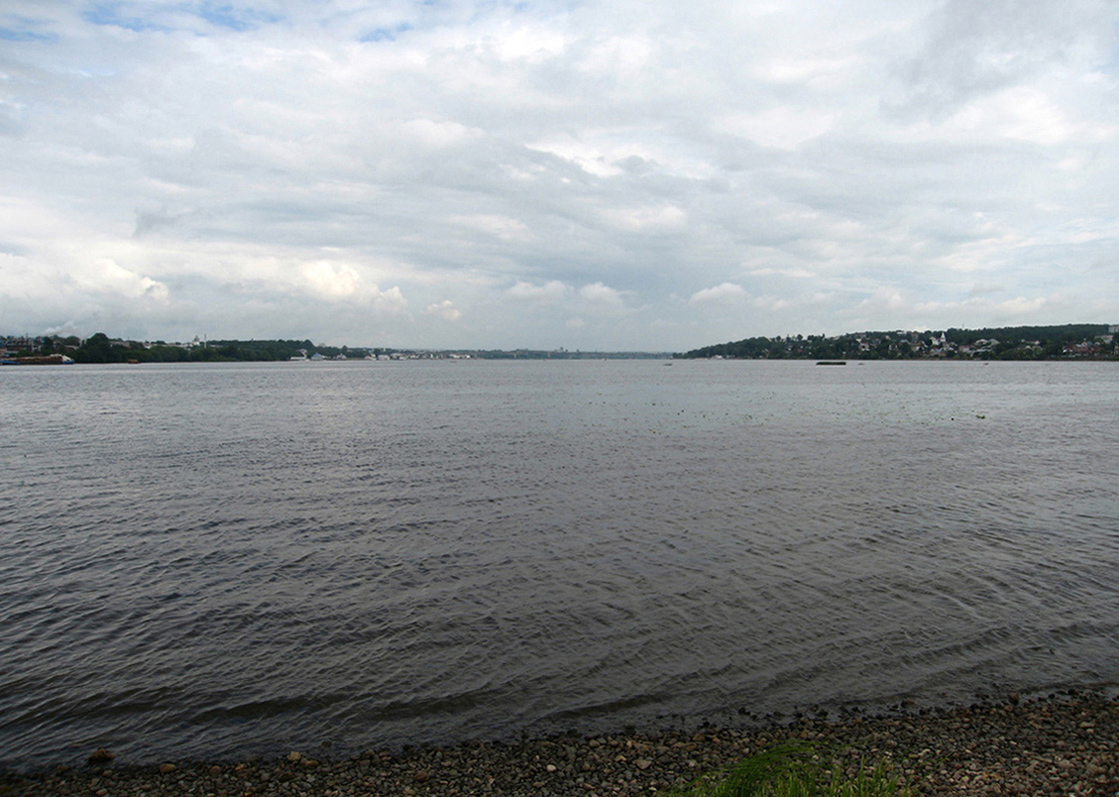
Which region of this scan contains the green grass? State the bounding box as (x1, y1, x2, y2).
(675, 744, 911, 797)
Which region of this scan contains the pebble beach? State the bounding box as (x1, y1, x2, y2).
(4, 692, 1118, 796)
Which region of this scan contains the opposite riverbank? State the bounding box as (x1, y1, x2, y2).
(3, 692, 1117, 796)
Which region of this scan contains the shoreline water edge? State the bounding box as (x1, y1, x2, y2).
(4, 691, 1118, 796)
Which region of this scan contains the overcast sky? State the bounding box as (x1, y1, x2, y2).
(3, 0, 1119, 350)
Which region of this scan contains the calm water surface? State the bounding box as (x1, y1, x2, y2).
(2, 359, 1118, 767)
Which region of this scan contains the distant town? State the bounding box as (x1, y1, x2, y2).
(679, 323, 1119, 361)
(2, 323, 1117, 364)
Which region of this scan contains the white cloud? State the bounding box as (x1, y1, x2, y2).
(506, 280, 571, 303)
(426, 299, 462, 321)
(841, 288, 1058, 333)
(749, 267, 815, 279)
(527, 135, 624, 178)
(916, 295, 1049, 319)
(300, 261, 362, 299)
(402, 119, 481, 148)
(945, 87, 1117, 146)
(487, 23, 567, 64)
(690, 282, 747, 305)
(755, 55, 856, 86)
(451, 214, 532, 241)
(602, 205, 688, 233)
(752, 295, 793, 312)
(576, 35, 654, 77)
(715, 108, 837, 150)
(579, 282, 626, 308)
(273, 260, 405, 311)
(856, 286, 910, 313)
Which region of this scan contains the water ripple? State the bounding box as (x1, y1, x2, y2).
(3, 360, 1119, 768)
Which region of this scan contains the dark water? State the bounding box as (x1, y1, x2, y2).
(3, 359, 1118, 768)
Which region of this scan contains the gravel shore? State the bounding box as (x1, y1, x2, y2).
(4, 692, 1118, 796)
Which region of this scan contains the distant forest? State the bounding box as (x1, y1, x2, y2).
(6, 333, 390, 364)
(678, 324, 1117, 360)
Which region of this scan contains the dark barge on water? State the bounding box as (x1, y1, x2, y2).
(1, 354, 75, 365)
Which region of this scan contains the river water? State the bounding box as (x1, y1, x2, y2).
(2, 359, 1118, 768)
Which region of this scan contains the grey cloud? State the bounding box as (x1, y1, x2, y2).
(134, 206, 192, 237)
(885, 0, 1119, 121)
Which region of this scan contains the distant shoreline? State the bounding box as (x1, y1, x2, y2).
(5, 323, 1117, 365)
(680, 322, 1118, 361)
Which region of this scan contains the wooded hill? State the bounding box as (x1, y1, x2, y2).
(678, 323, 1115, 360)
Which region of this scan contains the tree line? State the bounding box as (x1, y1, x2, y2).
(678, 324, 1116, 360)
(4, 333, 394, 363)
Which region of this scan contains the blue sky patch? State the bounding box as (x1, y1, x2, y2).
(196, 2, 281, 32)
(360, 22, 412, 42)
(0, 27, 56, 42)
(82, 2, 169, 32)
(81, 2, 281, 33)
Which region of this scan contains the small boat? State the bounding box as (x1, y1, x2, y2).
(816, 361, 846, 366)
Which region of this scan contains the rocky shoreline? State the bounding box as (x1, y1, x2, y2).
(3, 693, 1118, 796)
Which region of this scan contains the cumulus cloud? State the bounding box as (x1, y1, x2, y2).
(426, 299, 462, 321)
(579, 282, 627, 308)
(373, 286, 408, 313)
(300, 261, 363, 299)
(690, 282, 747, 305)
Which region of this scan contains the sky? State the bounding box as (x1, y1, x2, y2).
(2, 1, 1119, 351)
